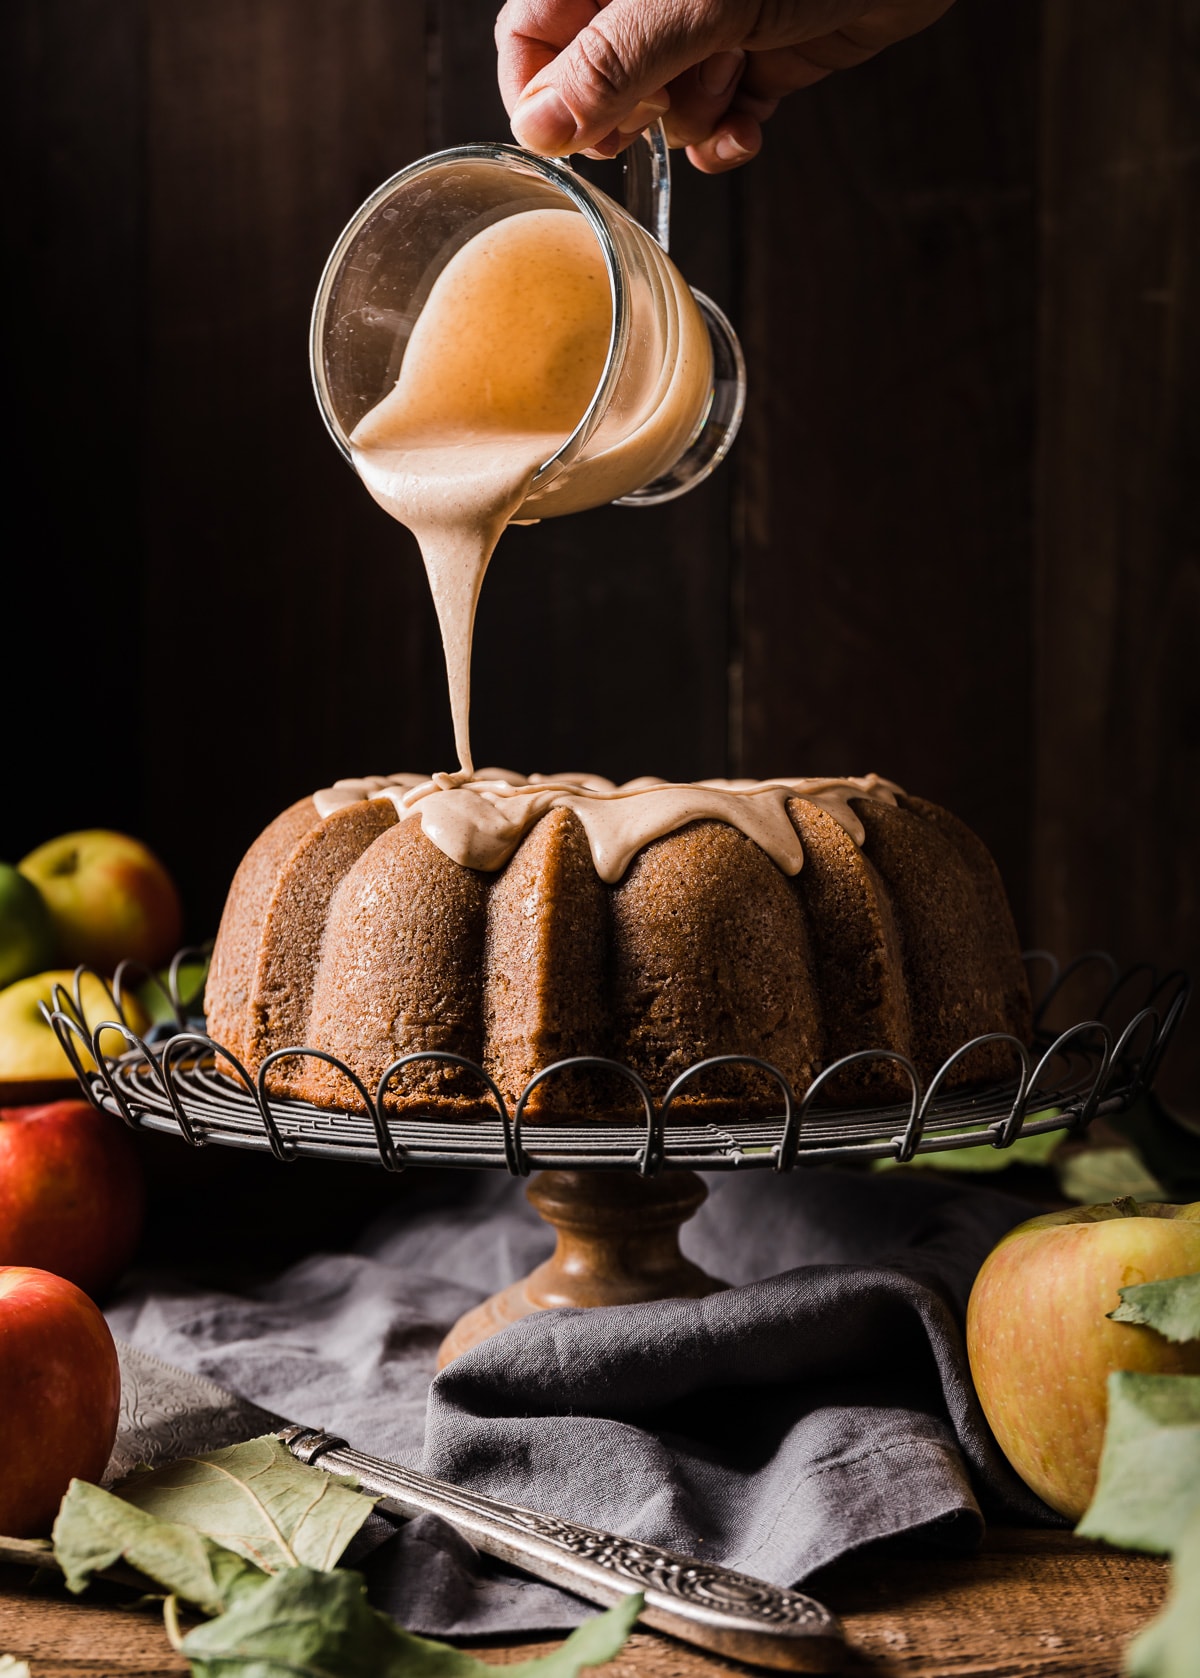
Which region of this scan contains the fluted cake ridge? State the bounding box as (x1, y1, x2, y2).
(206, 772, 1031, 1121)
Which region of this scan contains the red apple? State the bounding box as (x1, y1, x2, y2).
(0, 1266, 121, 1536)
(966, 1199, 1200, 1519)
(0, 1101, 145, 1298)
(18, 830, 182, 973)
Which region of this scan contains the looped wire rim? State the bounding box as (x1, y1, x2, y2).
(37, 951, 1190, 1178)
(515, 1059, 659, 1177)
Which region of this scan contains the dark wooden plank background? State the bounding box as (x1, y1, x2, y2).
(4, 0, 1197, 1108)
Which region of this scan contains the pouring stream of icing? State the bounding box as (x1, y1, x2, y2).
(340, 195, 898, 879)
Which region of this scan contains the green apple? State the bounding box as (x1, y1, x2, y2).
(966, 1199, 1200, 1519)
(19, 830, 182, 974)
(0, 864, 58, 987)
(0, 970, 151, 1083)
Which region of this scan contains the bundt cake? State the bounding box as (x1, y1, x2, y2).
(204, 771, 1031, 1120)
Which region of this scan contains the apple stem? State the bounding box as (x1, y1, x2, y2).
(1110, 1196, 1142, 1217)
(163, 1593, 184, 1650)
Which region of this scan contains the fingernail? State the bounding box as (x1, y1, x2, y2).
(714, 130, 753, 162)
(699, 50, 745, 98)
(617, 96, 670, 136)
(512, 87, 578, 154)
(583, 130, 624, 159)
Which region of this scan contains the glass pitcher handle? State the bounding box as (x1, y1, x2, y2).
(622, 120, 671, 252)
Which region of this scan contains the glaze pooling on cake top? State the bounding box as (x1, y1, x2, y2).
(310, 770, 905, 883)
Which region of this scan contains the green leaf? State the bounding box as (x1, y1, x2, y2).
(181, 1565, 641, 1678)
(135, 956, 210, 1025)
(0, 1537, 55, 1572)
(53, 1479, 265, 1614)
(1126, 1506, 1200, 1678)
(114, 1435, 376, 1576)
(1110, 1274, 1200, 1345)
(874, 1124, 1062, 1174)
(1057, 1147, 1168, 1205)
(1077, 1373, 1200, 1553)
(1110, 1093, 1200, 1203)
(49, 1443, 638, 1678)
(506, 1593, 644, 1678)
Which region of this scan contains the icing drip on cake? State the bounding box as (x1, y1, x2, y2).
(312, 770, 903, 883)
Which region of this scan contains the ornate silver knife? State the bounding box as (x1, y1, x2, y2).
(111, 1340, 842, 1671)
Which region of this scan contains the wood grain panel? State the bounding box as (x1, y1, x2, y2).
(734, 0, 1039, 932)
(0, 1531, 1168, 1676)
(4, 0, 1197, 1042)
(488, 1533, 1168, 1677)
(139, 0, 432, 929)
(2, 0, 144, 857)
(1034, 0, 1200, 1110)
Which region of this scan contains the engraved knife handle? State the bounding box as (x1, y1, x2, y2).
(278, 1426, 843, 1672)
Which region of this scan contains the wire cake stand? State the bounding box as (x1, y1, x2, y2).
(43, 950, 1189, 1364)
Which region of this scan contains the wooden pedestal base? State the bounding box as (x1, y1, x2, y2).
(437, 1169, 725, 1368)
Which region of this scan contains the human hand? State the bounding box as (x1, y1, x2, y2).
(497, 0, 956, 172)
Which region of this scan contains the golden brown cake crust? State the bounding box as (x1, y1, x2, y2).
(294, 818, 493, 1116)
(610, 818, 823, 1114)
(854, 798, 1025, 1091)
(901, 794, 1032, 1049)
(204, 783, 1032, 1122)
(205, 797, 324, 1073)
(483, 807, 608, 1117)
(785, 798, 913, 1103)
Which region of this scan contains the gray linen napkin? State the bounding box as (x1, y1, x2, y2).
(108, 1166, 1056, 1635)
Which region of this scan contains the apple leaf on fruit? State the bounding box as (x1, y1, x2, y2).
(179, 1565, 642, 1678)
(1126, 1505, 1200, 1678)
(113, 1434, 377, 1575)
(1110, 1273, 1200, 1344)
(53, 1479, 266, 1614)
(1076, 1373, 1200, 1553)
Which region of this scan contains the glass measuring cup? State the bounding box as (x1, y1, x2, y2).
(310, 123, 745, 508)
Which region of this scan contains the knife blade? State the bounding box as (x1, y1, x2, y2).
(110, 1340, 843, 1671)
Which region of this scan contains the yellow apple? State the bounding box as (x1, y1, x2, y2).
(966, 1199, 1200, 1519)
(19, 831, 182, 973)
(0, 970, 151, 1083)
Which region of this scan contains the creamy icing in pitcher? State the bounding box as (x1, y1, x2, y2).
(310, 125, 745, 775)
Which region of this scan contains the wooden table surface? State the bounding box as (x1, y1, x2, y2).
(0, 1527, 1167, 1678)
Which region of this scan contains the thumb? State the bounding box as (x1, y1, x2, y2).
(511, 0, 739, 155)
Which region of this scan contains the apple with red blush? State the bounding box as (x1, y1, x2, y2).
(0, 1100, 145, 1298)
(18, 830, 182, 974)
(967, 1198, 1200, 1519)
(0, 1266, 121, 1536)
